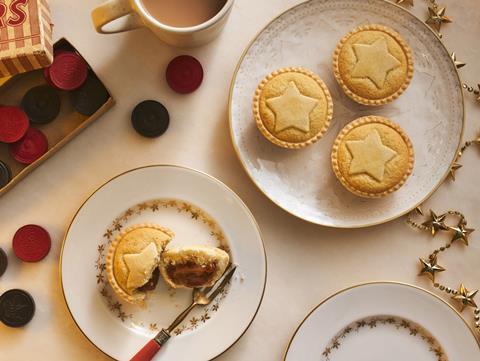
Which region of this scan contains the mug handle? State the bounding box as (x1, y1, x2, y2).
(91, 0, 142, 34)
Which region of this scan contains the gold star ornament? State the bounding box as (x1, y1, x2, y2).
(421, 210, 448, 236)
(266, 81, 318, 133)
(351, 38, 401, 89)
(426, 5, 452, 33)
(123, 242, 159, 290)
(419, 255, 445, 282)
(449, 223, 475, 246)
(449, 162, 462, 181)
(452, 284, 478, 312)
(346, 130, 397, 182)
(450, 52, 466, 69)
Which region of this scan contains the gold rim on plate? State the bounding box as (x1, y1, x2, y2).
(283, 281, 480, 360)
(59, 164, 267, 360)
(227, 0, 465, 228)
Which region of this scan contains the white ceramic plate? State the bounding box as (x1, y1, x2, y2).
(285, 282, 479, 361)
(229, 0, 463, 228)
(60, 165, 266, 361)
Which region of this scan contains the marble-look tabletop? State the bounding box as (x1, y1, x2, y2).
(0, 0, 479, 360)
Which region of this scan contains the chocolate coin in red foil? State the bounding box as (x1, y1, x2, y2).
(45, 51, 88, 91)
(12, 224, 51, 262)
(10, 128, 48, 164)
(166, 55, 204, 94)
(0, 106, 29, 143)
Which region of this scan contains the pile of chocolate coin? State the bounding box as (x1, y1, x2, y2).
(0, 49, 109, 189)
(0, 224, 51, 327)
(131, 55, 203, 138)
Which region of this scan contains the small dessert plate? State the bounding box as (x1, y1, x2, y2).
(60, 165, 266, 361)
(229, 0, 463, 227)
(284, 282, 479, 361)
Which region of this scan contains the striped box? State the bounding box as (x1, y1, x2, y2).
(0, 0, 53, 77)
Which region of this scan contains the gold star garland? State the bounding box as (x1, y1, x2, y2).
(447, 53, 478, 178)
(407, 208, 479, 333)
(392, 0, 480, 335)
(448, 134, 480, 182)
(450, 52, 480, 105)
(425, 3, 451, 36)
(394, 0, 480, 106)
(450, 52, 466, 69)
(395, 0, 448, 33)
(396, 0, 451, 36)
(452, 52, 480, 105)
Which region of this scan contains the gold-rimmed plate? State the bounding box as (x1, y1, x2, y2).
(60, 165, 266, 360)
(229, 0, 463, 228)
(284, 282, 479, 360)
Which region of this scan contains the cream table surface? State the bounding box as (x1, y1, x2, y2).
(0, 0, 479, 360)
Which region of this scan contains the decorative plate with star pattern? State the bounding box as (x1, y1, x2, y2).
(60, 165, 266, 361)
(229, 0, 463, 227)
(284, 282, 479, 361)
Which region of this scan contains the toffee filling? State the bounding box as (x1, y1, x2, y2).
(166, 261, 217, 288)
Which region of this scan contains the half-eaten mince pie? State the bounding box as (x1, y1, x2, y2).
(106, 224, 173, 304)
(160, 245, 230, 288)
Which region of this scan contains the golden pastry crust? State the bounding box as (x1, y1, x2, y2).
(333, 24, 414, 106)
(331, 116, 414, 198)
(106, 224, 174, 304)
(160, 245, 230, 289)
(253, 67, 333, 149)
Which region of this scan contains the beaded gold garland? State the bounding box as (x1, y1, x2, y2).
(407, 207, 479, 333)
(462, 83, 480, 103)
(451, 53, 480, 105)
(394, 0, 480, 337)
(448, 134, 480, 181)
(394, 0, 480, 177)
(395, 0, 480, 105)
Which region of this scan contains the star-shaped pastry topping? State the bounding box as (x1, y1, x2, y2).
(421, 210, 448, 236)
(419, 255, 445, 282)
(452, 284, 478, 312)
(450, 52, 466, 69)
(123, 242, 159, 290)
(266, 81, 318, 134)
(346, 130, 397, 182)
(449, 223, 475, 246)
(351, 38, 401, 89)
(426, 6, 452, 33)
(396, 0, 413, 6)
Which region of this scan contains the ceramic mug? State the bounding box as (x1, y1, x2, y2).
(91, 0, 234, 47)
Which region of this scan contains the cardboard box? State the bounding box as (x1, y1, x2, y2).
(0, 0, 53, 77)
(0, 38, 114, 197)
